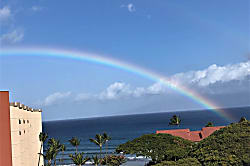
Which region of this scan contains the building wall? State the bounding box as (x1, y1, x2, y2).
(10, 102, 44, 166)
(0, 91, 12, 166)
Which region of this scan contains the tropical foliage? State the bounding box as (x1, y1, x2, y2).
(69, 152, 89, 166)
(169, 115, 181, 125)
(103, 132, 111, 155)
(38, 132, 48, 166)
(59, 144, 66, 163)
(116, 120, 250, 166)
(41, 132, 116, 165)
(116, 133, 194, 163)
(69, 137, 80, 153)
(90, 134, 105, 160)
(239, 116, 247, 123)
(40, 119, 249, 165)
(191, 120, 250, 165)
(205, 121, 213, 127)
(101, 155, 126, 166)
(40, 138, 64, 166)
(153, 158, 201, 166)
(92, 155, 101, 166)
(68, 137, 90, 166)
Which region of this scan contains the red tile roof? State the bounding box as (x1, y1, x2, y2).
(201, 126, 225, 138)
(156, 126, 225, 142)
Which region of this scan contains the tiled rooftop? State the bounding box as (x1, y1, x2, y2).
(156, 126, 225, 142)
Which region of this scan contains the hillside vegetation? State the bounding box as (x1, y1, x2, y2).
(191, 120, 250, 165)
(116, 120, 250, 166)
(116, 133, 194, 163)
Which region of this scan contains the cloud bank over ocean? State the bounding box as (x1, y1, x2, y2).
(37, 61, 250, 109)
(171, 61, 250, 87)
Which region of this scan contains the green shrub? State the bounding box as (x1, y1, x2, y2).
(117, 120, 250, 166)
(191, 121, 250, 166)
(116, 133, 194, 163)
(101, 155, 126, 166)
(154, 157, 201, 166)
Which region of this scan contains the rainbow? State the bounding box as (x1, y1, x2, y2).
(0, 47, 235, 122)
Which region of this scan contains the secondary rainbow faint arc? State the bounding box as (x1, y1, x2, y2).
(0, 47, 235, 122)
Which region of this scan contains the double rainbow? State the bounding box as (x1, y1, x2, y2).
(0, 47, 235, 122)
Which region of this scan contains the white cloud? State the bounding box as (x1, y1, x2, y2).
(98, 82, 168, 100)
(0, 6, 11, 21)
(0, 29, 24, 44)
(31, 6, 43, 12)
(0, 6, 24, 45)
(99, 82, 132, 100)
(37, 61, 250, 105)
(133, 87, 146, 97)
(127, 3, 136, 12)
(171, 61, 250, 86)
(75, 61, 250, 101)
(121, 3, 136, 13)
(132, 83, 167, 97)
(39, 92, 72, 106)
(74, 82, 167, 102)
(147, 82, 167, 94)
(75, 93, 92, 101)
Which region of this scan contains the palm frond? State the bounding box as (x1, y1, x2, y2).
(89, 138, 100, 146)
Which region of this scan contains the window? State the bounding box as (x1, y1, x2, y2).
(27, 120, 29, 123)
(19, 131, 21, 135)
(19, 119, 21, 124)
(23, 120, 25, 124)
(24, 130, 25, 134)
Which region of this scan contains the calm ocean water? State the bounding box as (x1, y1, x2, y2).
(43, 106, 250, 165)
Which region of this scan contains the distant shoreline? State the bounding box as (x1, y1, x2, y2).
(43, 105, 250, 122)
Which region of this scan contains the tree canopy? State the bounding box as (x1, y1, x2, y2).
(239, 116, 247, 123)
(116, 120, 250, 166)
(205, 122, 213, 127)
(191, 120, 250, 165)
(169, 115, 181, 125)
(116, 133, 194, 163)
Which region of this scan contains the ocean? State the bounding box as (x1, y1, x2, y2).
(43, 106, 250, 165)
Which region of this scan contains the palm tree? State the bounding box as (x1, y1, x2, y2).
(48, 138, 63, 166)
(69, 137, 80, 153)
(205, 121, 214, 127)
(39, 149, 54, 166)
(59, 144, 66, 164)
(169, 115, 181, 126)
(69, 152, 89, 166)
(92, 155, 100, 166)
(89, 134, 105, 160)
(239, 117, 247, 123)
(103, 132, 111, 163)
(38, 132, 48, 166)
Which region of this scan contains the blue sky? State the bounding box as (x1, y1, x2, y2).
(0, 0, 249, 120)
